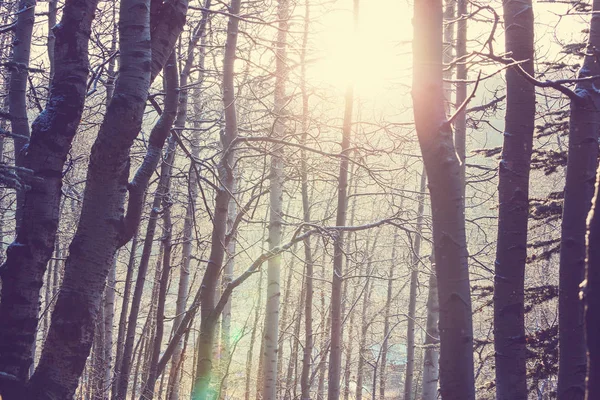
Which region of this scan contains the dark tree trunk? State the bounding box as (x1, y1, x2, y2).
(558, 2, 600, 398)
(403, 170, 426, 400)
(8, 0, 35, 228)
(191, 0, 240, 395)
(327, 3, 357, 398)
(379, 231, 398, 400)
(411, 0, 475, 398)
(0, 2, 98, 396)
(493, 0, 535, 398)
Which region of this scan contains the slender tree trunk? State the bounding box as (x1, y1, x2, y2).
(455, 0, 467, 191)
(558, 2, 600, 399)
(191, 0, 240, 395)
(299, 2, 314, 397)
(140, 134, 178, 400)
(585, 124, 600, 399)
(101, 255, 117, 400)
(284, 275, 304, 400)
(411, 0, 475, 398)
(379, 231, 398, 400)
(117, 135, 175, 400)
(113, 233, 140, 399)
(0, 2, 98, 395)
(245, 269, 264, 400)
(47, 0, 57, 82)
(493, 0, 535, 398)
(261, 0, 289, 397)
(328, 3, 358, 398)
(403, 170, 426, 400)
(422, 270, 440, 400)
(115, 52, 181, 400)
(167, 4, 212, 399)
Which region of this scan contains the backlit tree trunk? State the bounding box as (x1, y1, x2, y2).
(261, 0, 289, 397)
(411, 0, 475, 398)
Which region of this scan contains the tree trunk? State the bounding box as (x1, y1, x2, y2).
(379, 231, 398, 400)
(140, 134, 178, 400)
(27, 2, 187, 397)
(284, 275, 304, 400)
(166, 4, 212, 400)
(585, 137, 600, 398)
(328, 3, 358, 398)
(493, 0, 535, 398)
(0, 2, 98, 395)
(102, 254, 117, 399)
(403, 170, 426, 400)
(8, 0, 35, 229)
(411, 0, 475, 398)
(245, 270, 264, 400)
(558, 2, 600, 398)
(422, 263, 440, 400)
(113, 233, 140, 399)
(299, 2, 314, 398)
(260, 0, 289, 397)
(116, 116, 179, 400)
(354, 269, 372, 400)
(191, 0, 240, 395)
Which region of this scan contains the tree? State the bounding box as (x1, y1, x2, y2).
(21, 1, 188, 397)
(0, 1, 99, 395)
(261, 0, 290, 396)
(493, 0, 535, 397)
(558, 0, 600, 397)
(412, 0, 475, 398)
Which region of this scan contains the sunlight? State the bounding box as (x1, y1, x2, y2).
(309, 0, 413, 97)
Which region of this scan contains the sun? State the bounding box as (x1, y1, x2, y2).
(308, 0, 413, 98)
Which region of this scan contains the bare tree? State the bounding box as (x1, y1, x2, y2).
(412, 0, 475, 398)
(558, 1, 600, 398)
(0, 1, 99, 396)
(493, 0, 535, 397)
